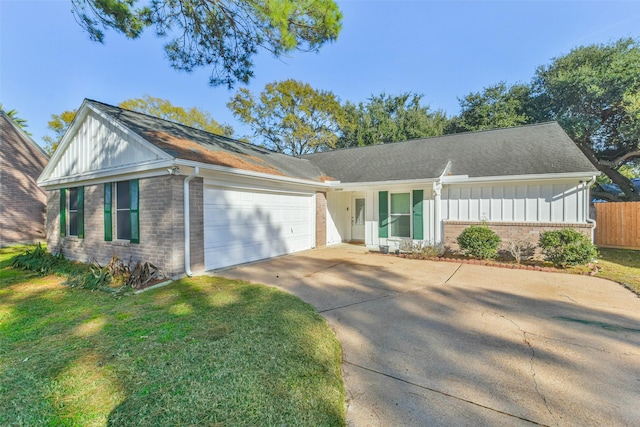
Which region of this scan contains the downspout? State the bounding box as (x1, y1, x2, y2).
(184, 166, 199, 277)
(584, 176, 597, 242)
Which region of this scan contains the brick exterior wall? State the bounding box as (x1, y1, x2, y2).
(443, 220, 594, 256)
(315, 191, 327, 248)
(0, 115, 48, 246)
(46, 175, 204, 278)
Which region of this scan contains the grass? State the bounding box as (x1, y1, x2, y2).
(0, 246, 345, 426)
(572, 247, 640, 294)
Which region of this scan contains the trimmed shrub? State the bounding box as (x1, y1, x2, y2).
(456, 225, 501, 259)
(538, 228, 598, 267)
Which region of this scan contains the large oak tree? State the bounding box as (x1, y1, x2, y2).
(228, 79, 344, 156)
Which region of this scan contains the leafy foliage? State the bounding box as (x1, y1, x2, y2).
(71, 0, 343, 87)
(228, 79, 344, 155)
(456, 225, 502, 259)
(538, 229, 598, 268)
(338, 92, 448, 148)
(11, 243, 67, 275)
(446, 82, 541, 133)
(43, 109, 77, 155)
(120, 95, 234, 136)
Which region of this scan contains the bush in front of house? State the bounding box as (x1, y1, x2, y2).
(538, 228, 598, 268)
(456, 225, 501, 259)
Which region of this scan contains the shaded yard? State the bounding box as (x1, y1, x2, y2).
(0, 247, 345, 426)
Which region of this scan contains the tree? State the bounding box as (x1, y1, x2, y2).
(71, 0, 342, 88)
(533, 38, 640, 201)
(120, 95, 233, 136)
(43, 109, 77, 155)
(0, 103, 31, 135)
(446, 82, 541, 133)
(338, 92, 449, 148)
(228, 79, 344, 156)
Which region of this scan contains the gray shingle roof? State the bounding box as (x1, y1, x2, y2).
(301, 122, 598, 182)
(87, 100, 326, 181)
(88, 100, 597, 184)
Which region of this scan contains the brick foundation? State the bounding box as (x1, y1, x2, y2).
(443, 220, 594, 255)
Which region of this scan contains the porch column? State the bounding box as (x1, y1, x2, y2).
(433, 181, 442, 244)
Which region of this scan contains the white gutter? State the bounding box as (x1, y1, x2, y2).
(184, 166, 199, 277)
(584, 175, 597, 242)
(442, 171, 598, 184)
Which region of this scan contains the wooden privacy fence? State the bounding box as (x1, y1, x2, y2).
(594, 202, 640, 250)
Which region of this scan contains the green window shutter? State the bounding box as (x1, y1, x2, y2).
(77, 186, 85, 239)
(130, 179, 140, 244)
(412, 190, 424, 240)
(60, 188, 66, 237)
(378, 191, 388, 238)
(104, 183, 112, 241)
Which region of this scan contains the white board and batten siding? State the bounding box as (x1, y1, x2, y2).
(48, 110, 164, 180)
(442, 181, 588, 223)
(203, 185, 315, 270)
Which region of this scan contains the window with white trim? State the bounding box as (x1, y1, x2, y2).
(390, 193, 411, 237)
(105, 180, 139, 243)
(68, 187, 79, 236)
(116, 181, 131, 240)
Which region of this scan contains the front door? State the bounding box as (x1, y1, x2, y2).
(351, 197, 365, 241)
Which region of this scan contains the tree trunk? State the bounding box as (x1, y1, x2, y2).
(575, 140, 640, 202)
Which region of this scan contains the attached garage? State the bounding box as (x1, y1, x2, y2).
(203, 185, 316, 270)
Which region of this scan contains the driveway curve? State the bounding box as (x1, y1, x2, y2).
(218, 244, 640, 426)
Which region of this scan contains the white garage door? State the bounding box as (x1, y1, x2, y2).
(204, 186, 315, 270)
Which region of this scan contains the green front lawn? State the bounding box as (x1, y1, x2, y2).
(595, 247, 640, 294)
(0, 247, 345, 426)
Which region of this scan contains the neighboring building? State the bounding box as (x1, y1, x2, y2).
(0, 111, 49, 247)
(38, 99, 599, 277)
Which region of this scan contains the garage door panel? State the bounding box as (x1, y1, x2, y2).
(204, 186, 314, 270)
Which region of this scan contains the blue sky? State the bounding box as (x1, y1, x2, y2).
(1, 0, 639, 148)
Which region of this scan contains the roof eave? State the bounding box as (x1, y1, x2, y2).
(174, 158, 328, 188)
(442, 171, 601, 184)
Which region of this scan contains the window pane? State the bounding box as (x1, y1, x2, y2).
(391, 193, 410, 214)
(355, 198, 365, 225)
(117, 181, 130, 209)
(68, 212, 78, 236)
(68, 188, 78, 210)
(390, 215, 410, 237)
(117, 211, 131, 240)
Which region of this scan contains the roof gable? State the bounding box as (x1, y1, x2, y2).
(302, 122, 599, 183)
(39, 102, 171, 185)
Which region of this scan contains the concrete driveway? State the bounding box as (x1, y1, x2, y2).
(218, 244, 640, 426)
